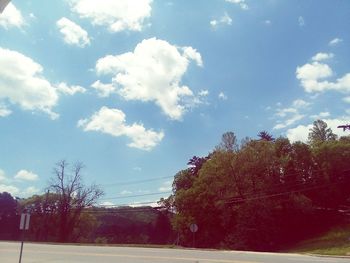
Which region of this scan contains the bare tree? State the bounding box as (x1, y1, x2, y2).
(49, 160, 103, 242)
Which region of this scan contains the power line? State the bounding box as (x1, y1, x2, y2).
(101, 175, 174, 187)
(226, 181, 342, 204)
(99, 191, 172, 201)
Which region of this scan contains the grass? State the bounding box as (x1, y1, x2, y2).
(286, 225, 350, 256)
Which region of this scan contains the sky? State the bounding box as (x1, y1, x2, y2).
(0, 0, 349, 206)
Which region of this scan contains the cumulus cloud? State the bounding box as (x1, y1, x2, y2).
(0, 184, 19, 195)
(91, 80, 116, 97)
(296, 53, 350, 94)
(0, 3, 25, 29)
(78, 106, 164, 151)
(15, 170, 39, 181)
(23, 186, 40, 196)
(0, 104, 11, 117)
(286, 117, 350, 143)
(273, 99, 310, 130)
(310, 112, 330, 119)
(210, 13, 232, 28)
(329, 38, 343, 46)
(0, 47, 59, 119)
(57, 82, 86, 95)
(69, 0, 152, 32)
(56, 17, 91, 47)
(311, 52, 334, 62)
(226, 0, 248, 10)
(95, 38, 203, 120)
(198, 90, 209, 96)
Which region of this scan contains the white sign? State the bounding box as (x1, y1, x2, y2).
(189, 223, 198, 233)
(19, 213, 30, 230)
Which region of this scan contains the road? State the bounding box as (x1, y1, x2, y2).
(0, 242, 349, 263)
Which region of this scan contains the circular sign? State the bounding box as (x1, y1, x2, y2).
(189, 223, 198, 233)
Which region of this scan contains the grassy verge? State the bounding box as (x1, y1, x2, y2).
(286, 225, 350, 256)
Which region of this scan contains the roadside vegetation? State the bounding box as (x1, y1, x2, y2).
(1, 120, 350, 255)
(286, 225, 350, 256)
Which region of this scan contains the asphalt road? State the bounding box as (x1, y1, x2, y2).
(0, 242, 349, 263)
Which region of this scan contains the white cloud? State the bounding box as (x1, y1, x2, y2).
(311, 52, 334, 62)
(99, 201, 115, 207)
(15, 170, 39, 181)
(78, 106, 164, 151)
(0, 104, 11, 117)
(286, 117, 350, 143)
(95, 38, 203, 120)
(286, 124, 311, 143)
(23, 186, 40, 196)
(297, 52, 350, 94)
(198, 90, 209, 97)
(0, 169, 6, 182)
(0, 3, 25, 30)
(310, 111, 330, 119)
(56, 17, 91, 48)
(210, 13, 232, 28)
(69, 0, 152, 32)
(91, 80, 116, 97)
(292, 99, 311, 108)
(57, 82, 86, 95)
(329, 38, 343, 46)
(273, 99, 310, 130)
(226, 0, 248, 10)
(343, 97, 350, 104)
(0, 184, 19, 195)
(264, 20, 272, 25)
(298, 16, 305, 26)
(158, 180, 172, 192)
(296, 58, 350, 93)
(273, 114, 304, 130)
(218, 92, 227, 100)
(0, 47, 59, 119)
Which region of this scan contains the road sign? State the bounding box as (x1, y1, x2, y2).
(19, 213, 30, 230)
(189, 223, 198, 233)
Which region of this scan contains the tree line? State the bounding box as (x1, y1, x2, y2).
(160, 120, 350, 250)
(0, 161, 174, 244)
(1, 120, 349, 250)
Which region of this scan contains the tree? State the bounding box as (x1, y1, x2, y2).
(49, 160, 103, 242)
(0, 192, 19, 240)
(257, 131, 274, 141)
(217, 132, 238, 152)
(308, 120, 337, 145)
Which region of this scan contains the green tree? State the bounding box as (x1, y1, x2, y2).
(0, 192, 19, 240)
(308, 120, 337, 145)
(217, 131, 238, 152)
(257, 131, 274, 141)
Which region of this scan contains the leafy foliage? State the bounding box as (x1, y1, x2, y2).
(171, 124, 350, 250)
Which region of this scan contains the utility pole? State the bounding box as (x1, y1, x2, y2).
(337, 124, 350, 132)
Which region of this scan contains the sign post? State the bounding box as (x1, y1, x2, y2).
(189, 223, 198, 248)
(19, 213, 30, 263)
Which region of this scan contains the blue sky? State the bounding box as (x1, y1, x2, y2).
(0, 0, 349, 205)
